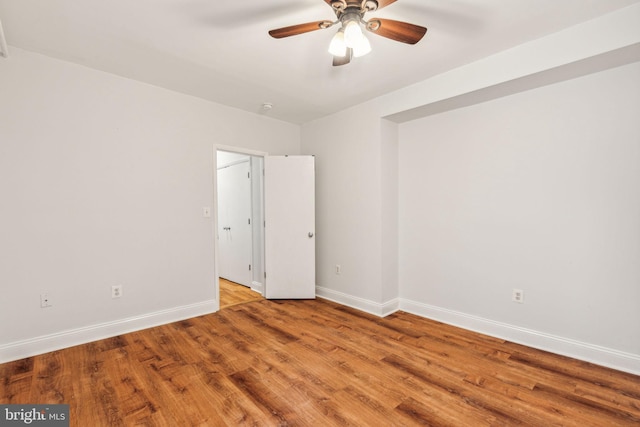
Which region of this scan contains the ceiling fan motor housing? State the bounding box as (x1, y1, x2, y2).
(342, 10, 363, 27)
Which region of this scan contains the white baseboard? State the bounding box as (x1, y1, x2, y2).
(4, 292, 637, 376)
(0, 299, 217, 364)
(313, 287, 640, 375)
(315, 286, 399, 317)
(399, 299, 640, 376)
(251, 281, 264, 295)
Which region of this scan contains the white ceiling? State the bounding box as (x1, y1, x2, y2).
(0, 0, 638, 124)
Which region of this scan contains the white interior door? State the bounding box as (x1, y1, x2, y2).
(264, 155, 315, 299)
(217, 161, 252, 287)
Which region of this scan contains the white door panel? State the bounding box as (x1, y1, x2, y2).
(264, 155, 315, 299)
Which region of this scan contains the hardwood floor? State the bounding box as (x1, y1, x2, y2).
(219, 278, 264, 309)
(2, 298, 639, 426)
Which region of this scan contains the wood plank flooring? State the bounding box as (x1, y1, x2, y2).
(2, 298, 639, 426)
(219, 278, 264, 309)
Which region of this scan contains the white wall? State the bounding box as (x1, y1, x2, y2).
(301, 104, 400, 315)
(302, 102, 394, 314)
(0, 47, 299, 362)
(380, 119, 399, 304)
(299, 5, 640, 374)
(399, 61, 640, 371)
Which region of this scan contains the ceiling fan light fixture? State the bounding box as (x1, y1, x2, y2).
(343, 19, 363, 48)
(328, 29, 347, 57)
(352, 33, 372, 57)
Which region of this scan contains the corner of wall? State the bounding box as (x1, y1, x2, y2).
(316, 286, 399, 317)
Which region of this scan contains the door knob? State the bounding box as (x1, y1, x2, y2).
(308, 232, 314, 238)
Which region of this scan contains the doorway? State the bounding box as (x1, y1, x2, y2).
(216, 149, 265, 297)
(219, 278, 264, 309)
(214, 147, 317, 310)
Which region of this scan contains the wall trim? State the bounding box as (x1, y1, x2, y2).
(399, 298, 640, 376)
(314, 288, 639, 375)
(4, 292, 637, 375)
(251, 281, 264, 295)
(316, 286, 398, 317)
(0, 299, 217, 364)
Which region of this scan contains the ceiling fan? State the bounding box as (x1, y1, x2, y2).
(268, 0, 427, 66)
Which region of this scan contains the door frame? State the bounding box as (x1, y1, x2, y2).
(213, 145, 268, 311)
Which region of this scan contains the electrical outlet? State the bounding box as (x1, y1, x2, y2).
(112, 285, 123, 299)
(512, 289, 524, 303)
(40, 293, 51, 308)
(335, 264, 341, 275)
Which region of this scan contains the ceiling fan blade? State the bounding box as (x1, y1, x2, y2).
(332, 48, 353, 66)
(366, 18, 427, 44)
(269, 21, 332, 38)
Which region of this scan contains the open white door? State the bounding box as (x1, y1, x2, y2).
(264, 155, 315, 299)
